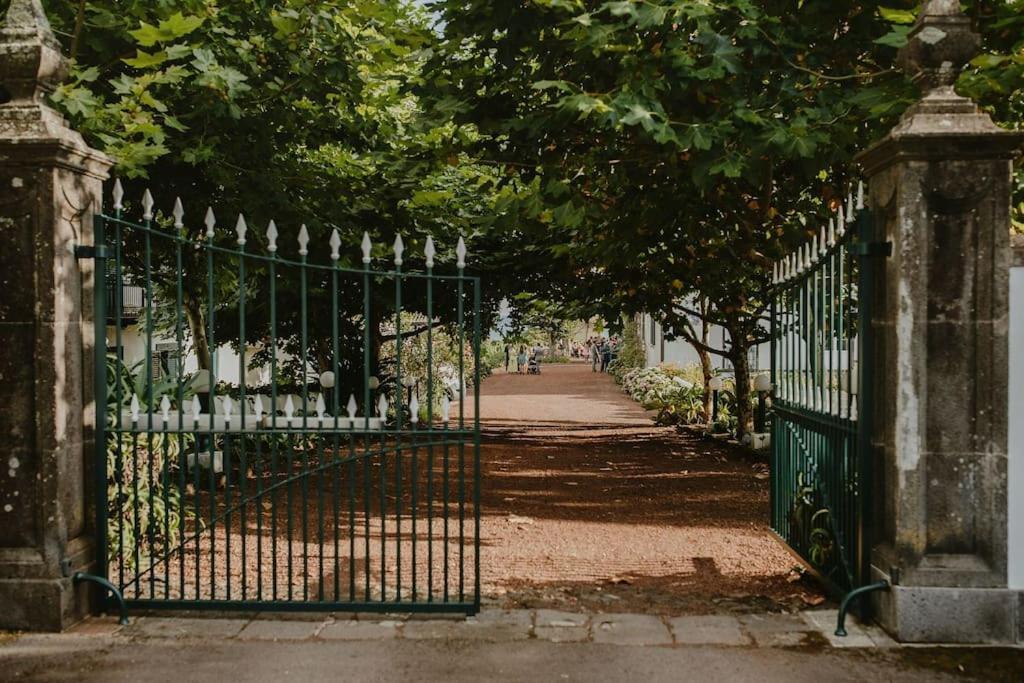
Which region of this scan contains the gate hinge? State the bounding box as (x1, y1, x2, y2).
(850, 241, 892, 257)
(74, 244, 111, 260)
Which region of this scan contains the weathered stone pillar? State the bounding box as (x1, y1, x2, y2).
(857, 0, 1024, 643)
(0, 0, 112, 630)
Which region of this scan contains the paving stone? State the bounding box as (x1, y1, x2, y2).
(534, 625, 589, 643)
(254, 611, 333, 622)
(535, 610, 588, 628)
(749, 631, 814, 648)
(591, 614, 672, 646)
(739, 613, 814, 634)
(668, 615, 749, 646)
(801, 610, 875, 649)
(65, 617, 125, 637)
(127, 617, 251, 640)
(317, 619, 400, 640)
(400, 620, 456, 640)
(237, 619, 324, 641)
(451, 609, 532, 641)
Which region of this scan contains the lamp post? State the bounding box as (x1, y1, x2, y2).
(319, 370, 335, 413)
(709, 376, 723, 425)
(754, 373, 771, 433)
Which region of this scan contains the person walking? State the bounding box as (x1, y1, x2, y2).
(517, 346, 528, 374)
(590, 338, 600, 372)
(600, 338, 612, 373)
(504, 343, 511, 372)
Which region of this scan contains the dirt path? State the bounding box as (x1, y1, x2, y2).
(470, 363, 822, 614)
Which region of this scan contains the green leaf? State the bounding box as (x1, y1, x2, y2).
(123, 50, 169, 69)
(691, 126, 713, 151)
(874, 26, 911, 49)
(129, 13, 205, 48)
(878, 7, 917, 25)
(971, 53, 1010, 70)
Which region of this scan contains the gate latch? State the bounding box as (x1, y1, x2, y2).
(74, 244, 111, 260)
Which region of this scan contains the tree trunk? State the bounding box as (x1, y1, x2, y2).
(731, 345, 753, 440)
(182, 291, 212, 371)
(698, 314, 713, 424)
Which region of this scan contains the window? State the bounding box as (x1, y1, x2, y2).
(154, 342, 181, 381)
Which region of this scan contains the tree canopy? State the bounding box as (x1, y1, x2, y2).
(21, 0, 1024, 431)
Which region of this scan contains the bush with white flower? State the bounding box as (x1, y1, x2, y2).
(621, 366, 694, 410)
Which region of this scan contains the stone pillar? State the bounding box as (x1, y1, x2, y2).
(0, 0, 112, 630)
(856, 0, 1024, 644)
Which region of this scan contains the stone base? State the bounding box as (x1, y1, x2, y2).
(870, 566, 1022, 644)
(0, 576, 91, 632)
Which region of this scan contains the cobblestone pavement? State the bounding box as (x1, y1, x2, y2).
(2, 611, 1022, 682)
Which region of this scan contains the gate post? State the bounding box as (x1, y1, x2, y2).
(0, 1, 112, 630)
(856, 1, 1024, 643)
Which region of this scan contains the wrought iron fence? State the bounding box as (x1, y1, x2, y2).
(769, 183, 876, 593)
(93, 181, 482, 614)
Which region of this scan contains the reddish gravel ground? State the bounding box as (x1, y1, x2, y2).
(120, 362, 822, 615)
(468, 362, 824, 615)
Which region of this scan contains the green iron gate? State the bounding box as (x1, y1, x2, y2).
(769, 183, 884, 594)
(91, 181, 481, 615)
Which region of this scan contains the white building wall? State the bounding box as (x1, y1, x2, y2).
(1009, 256, 1023, 590)
(106, 325, 267, 387)
(639, 313, 771, 376)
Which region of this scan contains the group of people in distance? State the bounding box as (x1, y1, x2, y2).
(504, 344, 543, 374)
(501, 335, 618, 375)
(586, 336, 617, 373)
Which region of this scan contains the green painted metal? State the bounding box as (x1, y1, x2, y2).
(770, 189, 883, 594)
(93, 193, 481, 616)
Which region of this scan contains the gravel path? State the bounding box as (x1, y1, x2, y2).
(470, 363, 821, 614)
(117, 363, 819, 615)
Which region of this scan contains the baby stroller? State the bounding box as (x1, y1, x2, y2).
(527, 356, 541, 375)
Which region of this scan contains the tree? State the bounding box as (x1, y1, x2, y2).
(41, 0, 524, 396)
(427, 0, 915, 436)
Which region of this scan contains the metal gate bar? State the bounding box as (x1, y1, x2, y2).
(769, 184, 877, 593)
(93, 183, 481, 614)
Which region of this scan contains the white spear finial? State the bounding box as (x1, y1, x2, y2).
(160, 395, 171, 424)
(191, 395, 201, 424)
(857, 181, 865, 210)
(347, 394, 357, 420)
(441, 395, 451, 424)
(846, 191, 855, 219)
(222, 396, 233, 423)
(112, 179, 124, 211)
(130, 395, 140, 423)
(252, 395, 263, 420)
(142, 189, 154, 221)
(330, 228, 341, 262)
(235, 214, 247, 246)
(772, 262, 779, 284)
(456, 236, 466, 269)
(819, 224, 827, 256)
(424, 236, 435, 269)
(173, 198, 184, 229)
(204, 207, 216, 239)
(393, 233, 404, 267)
(284, 395, 295, 420)
(377, 394, 388, 419)
(266, 220, 278, 253)
(298, 225, 309, 256)
(315, 394, 326, 418)
(409, 396, 419, 424)
(361, 232, 372, 264)
(828, 217, 836, 247)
